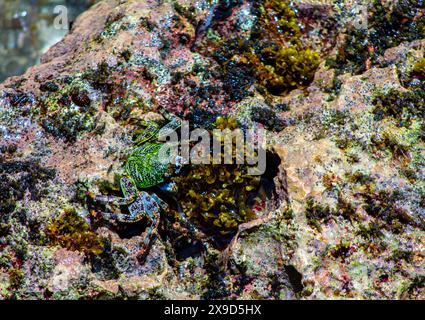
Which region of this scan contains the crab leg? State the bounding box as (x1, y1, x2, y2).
(173, 200, 211, 252)
(149, 192, 169, 210)
(134, 122, 160, 145)
(94, 177, 138, 206)
(134, 191, 162, 261)
(94, 194, 135, 206)
(137, 209, 160, 261)
(96, 211, 143, 223)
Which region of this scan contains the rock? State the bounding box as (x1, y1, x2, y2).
(48, 249, 89, 298)
(333, 66, 403, 112)
(0, 273, 10, 297)
(0, 0, 424, 300)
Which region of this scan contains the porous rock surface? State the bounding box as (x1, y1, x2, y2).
(0, 0, 424, 299)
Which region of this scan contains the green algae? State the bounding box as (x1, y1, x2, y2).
(327, 0, 425, 75)
(362, 189, 416, 233)
(412, 57, 425, 75)
(206, 0, 320, 96)
(305, 197, 333, 231)
(46, 208, 104, 255)
(8, 268, 24, 289)
(172, 117, 261, 234)
(372, 88, 425, 130)
(249, 46, 320, 95)
(247, 0, 320, 95)
(371, 88, 425, 181)
(260, 0, 301, 44)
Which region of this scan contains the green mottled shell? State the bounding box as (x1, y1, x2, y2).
(125, 142, 170, 188)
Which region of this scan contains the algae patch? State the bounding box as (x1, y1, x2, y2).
(46, 208, 104, 255)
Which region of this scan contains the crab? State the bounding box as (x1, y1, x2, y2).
(94, 110, 184, 261)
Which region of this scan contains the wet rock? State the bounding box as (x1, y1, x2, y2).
(0, 0, 423, 300)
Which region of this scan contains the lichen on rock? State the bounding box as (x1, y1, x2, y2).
(0, 0, 424, 300)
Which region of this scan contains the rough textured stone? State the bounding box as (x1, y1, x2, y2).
(0, 0, 423, 300)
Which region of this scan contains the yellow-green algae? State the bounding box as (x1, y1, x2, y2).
(46, 208, 104, 255)
(172, 117, 261, 234)
(246, 0, 320, 95)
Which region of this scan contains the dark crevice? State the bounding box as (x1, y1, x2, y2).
(284, 265, 304, 294)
